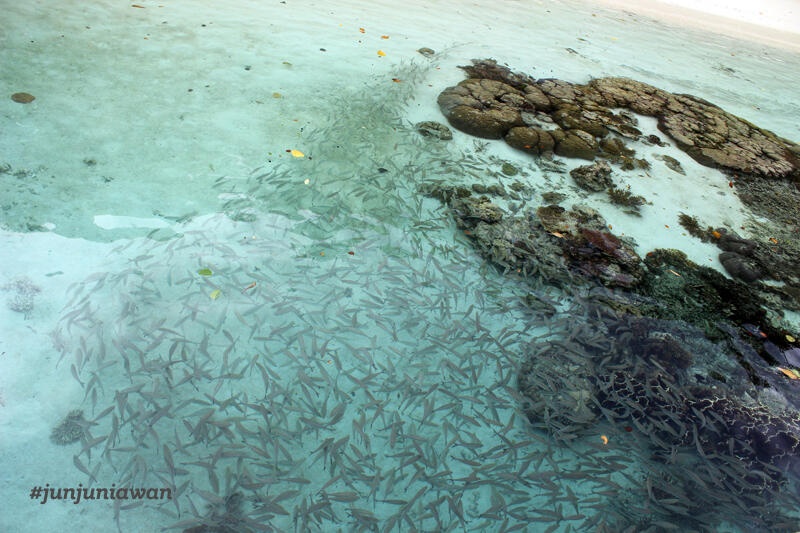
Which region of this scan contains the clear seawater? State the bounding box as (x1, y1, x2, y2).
(1, 1, 799, 532)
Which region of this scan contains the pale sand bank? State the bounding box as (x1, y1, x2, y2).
(580, 0, 800, 52)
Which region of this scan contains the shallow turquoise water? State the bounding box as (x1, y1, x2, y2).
(1, 1, 800, 532)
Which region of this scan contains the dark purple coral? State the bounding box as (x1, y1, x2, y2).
(594, 370, 800, 492)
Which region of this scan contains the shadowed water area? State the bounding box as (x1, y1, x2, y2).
(2, 2, 800, 533)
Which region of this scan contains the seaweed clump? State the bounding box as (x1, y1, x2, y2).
(50, 410, 86, 445)
(678, 212, 713, 242)
(606, 185, 646, 215)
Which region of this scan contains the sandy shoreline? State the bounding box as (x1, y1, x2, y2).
(581, 0, 800, 53)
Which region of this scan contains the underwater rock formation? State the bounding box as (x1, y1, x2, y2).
(450, 195, 504, 224)
(594, 369, 800, 490)
(518, 310, 800, 530)
(720, 251, 762, 283)
(415, 120, 452, 140)
(637, 248, 768, 339)
(569, 160, 613, 192)
(438, 59, 800, 182)
(424, 176, 797, 381)
(561, 228, 643, 288)
(428, 184, 646, 289)
(437, 60, 800, 309)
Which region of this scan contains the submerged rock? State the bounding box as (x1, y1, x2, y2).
(599, 136, 634, 158)
(436, 78, 525, 139)
(11, 92, 35, 104)
(654, 154, 685, 174)
(505, 126, 556, 155)
(569, 161, 613, 192)
(500, 162, 518, 176)
(416, 121, 453, 140)
(638, 248, 768, 340)
(595, 368, 800, 489)
(450, 195, 504, 226)
(556, 130, 597, 160)
(717, 230, 757, 256)
(540, 191, 567, 204)
(561, 227, 643, 288)
(720, 251, 762, 283)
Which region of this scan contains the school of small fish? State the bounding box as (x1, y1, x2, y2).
(53, 58, 800, 533)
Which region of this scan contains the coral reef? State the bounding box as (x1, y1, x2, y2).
(439, 59, 799, 181)
(518, 310, 800, 531)
(424, 177, 797, 381)
(50, 410, 86, 445)
(435, 59, 800, 311)
(2, 276, 41, 317)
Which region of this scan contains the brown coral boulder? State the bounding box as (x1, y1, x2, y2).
(505, 126, 541, 154)
(440, 60, 800, 181)
(555, 131, 597, 160)
(437, 79, 525, 139)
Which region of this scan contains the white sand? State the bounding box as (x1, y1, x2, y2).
(581, 0, 800, 52)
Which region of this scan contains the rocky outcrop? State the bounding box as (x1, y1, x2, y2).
(436, 78, 525, 139)
(438, 59, 800, 182)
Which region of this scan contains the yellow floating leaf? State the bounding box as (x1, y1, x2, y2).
(380, 35, 389, 39)
(377, 50, 386, 57)
(198, 268, 213, 276)
(787, 334, 796, 343)
(273, 92, 281, 98)
(290, 149, 304, 158)
(209, 289, 221, 300)
(778, 367, 800, 380)
(282, 61, 292, 66)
